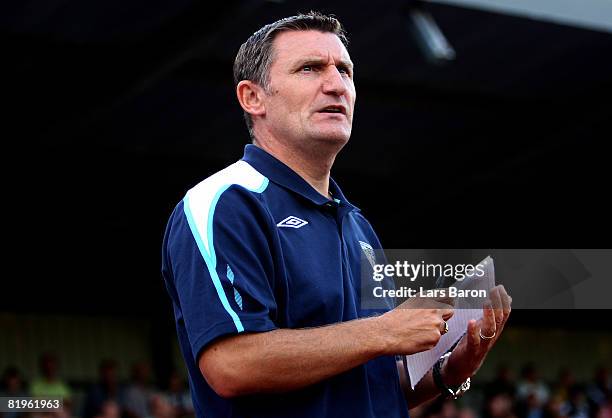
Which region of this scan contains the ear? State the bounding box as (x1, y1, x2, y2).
(236, 80, 266, 118)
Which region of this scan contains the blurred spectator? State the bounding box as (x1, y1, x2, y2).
(94, 401, 121, 418)
(458, 407, 478, 418)
(560, 385, 590, 418)
(517, 364, 550, 406)
(30, 353, 72, 401)
(519, 393, 546, 418)
(123, 362, 153, 418)
(487, 365, 517, 399)
(418, 396, 458, 418)
(83, 359, 124, 418)
(486, 393, 518, 418)
(553, 369, 576, 404)
(587, 367, 611, 413)
(149, 394, 176, 418)
(164, 371, 193, 418)
(595, 394, 612, 418)
(1, 366, 28, 418)
(543, 396, 566, 418)
(0, 366, 28, 396)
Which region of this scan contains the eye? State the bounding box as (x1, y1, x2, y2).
(337, 66, 352, 76)
(302, 65, 313, 72)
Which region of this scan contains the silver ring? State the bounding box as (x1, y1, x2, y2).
(479, 329, 496, 340)
(441, 320, 449, 335)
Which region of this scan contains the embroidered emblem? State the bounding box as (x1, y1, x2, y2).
(359, 241, 376, 268)
(277, 216, 309, 229)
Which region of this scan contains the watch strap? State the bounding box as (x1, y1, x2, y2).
(432, 353, 471, 399)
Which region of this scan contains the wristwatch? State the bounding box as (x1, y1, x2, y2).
(432, 352, 471, 399)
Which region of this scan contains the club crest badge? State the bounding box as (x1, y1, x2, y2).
(359, 240, 376, 268)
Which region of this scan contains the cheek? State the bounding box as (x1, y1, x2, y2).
(275, 95, 304, 118)
(268, 98, 304, 130)
(348, 85, 357, 105)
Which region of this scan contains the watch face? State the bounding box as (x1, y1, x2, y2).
(454, 377, 471, 399)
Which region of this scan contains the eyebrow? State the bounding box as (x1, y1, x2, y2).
(293, 56, 354, 71)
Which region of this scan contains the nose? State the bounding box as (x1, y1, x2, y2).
(321, 66, 347, 96)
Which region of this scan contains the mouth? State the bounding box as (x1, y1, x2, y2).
(317, 105, 347, 115)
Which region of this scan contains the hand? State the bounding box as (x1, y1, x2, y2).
(379, 292, 455, 355)
(442, 285, 512, 386)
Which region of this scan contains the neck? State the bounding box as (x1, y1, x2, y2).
(253, 136, 338, 199)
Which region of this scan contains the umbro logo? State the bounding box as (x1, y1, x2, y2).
(277, 216, 308, 229)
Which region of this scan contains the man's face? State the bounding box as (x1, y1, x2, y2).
(261, 30, 356, 148)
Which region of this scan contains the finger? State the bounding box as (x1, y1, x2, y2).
(489, 287, 504, 326)
(467, 319, 480, 350)
(480, 302, 496, 341)
(441, 307, 454, 321)
(499, 285, 512, 318)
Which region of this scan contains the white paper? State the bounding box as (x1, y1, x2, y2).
(404, 256, 496, 388)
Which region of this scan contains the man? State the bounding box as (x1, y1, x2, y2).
(161, 11, 512, 418)
(30, 352, 73, 418)
(82, 359, 124, 418)
(123, 362, 154, 418)
(30, 352, 72, 401)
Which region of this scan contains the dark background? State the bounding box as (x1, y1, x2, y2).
(3, 0, 611, 381)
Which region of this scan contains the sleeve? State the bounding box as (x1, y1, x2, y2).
(163, 185, 278, 361)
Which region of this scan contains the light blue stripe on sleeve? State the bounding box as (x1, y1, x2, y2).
(227, 265, 243, 310)
(181, 161, 269, 333)
(183, 194, 245, 333)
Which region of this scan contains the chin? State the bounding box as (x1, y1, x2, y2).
(310, 127, 351, 146)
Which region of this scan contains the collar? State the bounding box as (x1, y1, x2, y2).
(242, 144, 360, 211)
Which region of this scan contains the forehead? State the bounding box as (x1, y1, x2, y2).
(271, 30, 351, 65)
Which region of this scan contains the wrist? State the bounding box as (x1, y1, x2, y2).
(434, 353, 471, 399)
(368, 314, 396, 356)
(441, 353, 469, 387)
(360, 315, 392, 357)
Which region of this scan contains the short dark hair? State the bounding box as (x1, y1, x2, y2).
(233, 11, 349, 139)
